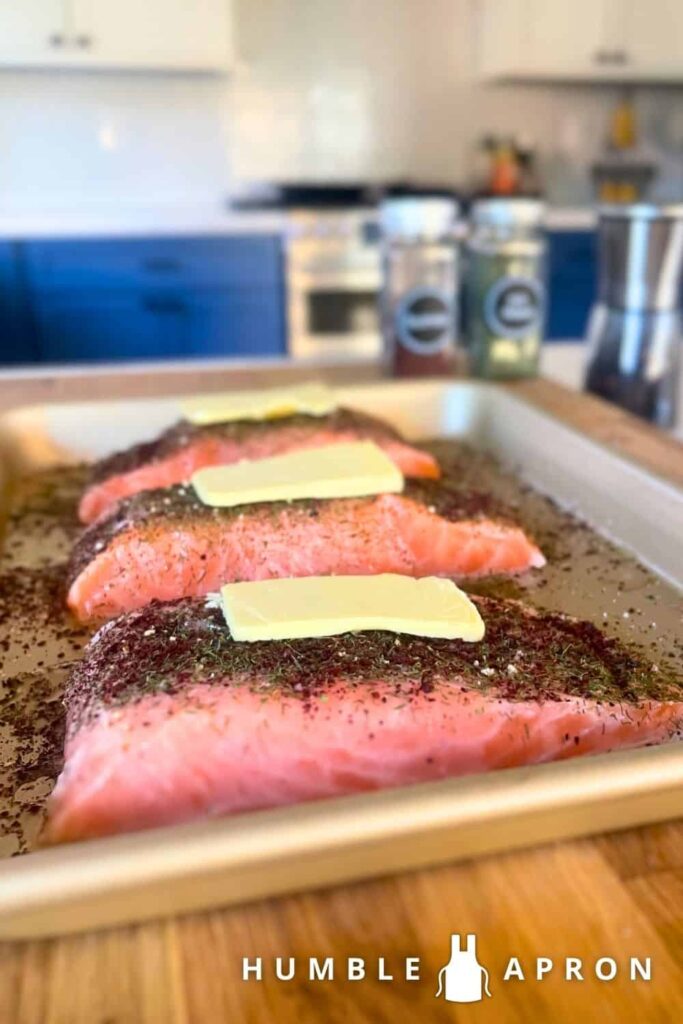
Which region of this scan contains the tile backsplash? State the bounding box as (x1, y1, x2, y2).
(0, 71, 231, 210)
(0, 0, 680, 212)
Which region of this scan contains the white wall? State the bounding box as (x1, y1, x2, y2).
(230, 0, 418, 182)
(0, 0, 679, 212)
(232, 0, 683, 203)
(0, 71, 231, 211)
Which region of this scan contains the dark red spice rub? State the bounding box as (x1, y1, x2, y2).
(88, 408, 413, 486)
(67, 469, 514, 588)
(63, 596, 682, 740)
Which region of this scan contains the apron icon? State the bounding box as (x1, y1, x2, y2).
(435, 933, 492, 1003)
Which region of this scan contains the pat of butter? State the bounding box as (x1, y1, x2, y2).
(180, 382, 336, 426)
(192, 441, 403, 508)
(220, 574, 485, 643)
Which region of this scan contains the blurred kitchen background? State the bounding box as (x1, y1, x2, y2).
(1, 0, 683, 431)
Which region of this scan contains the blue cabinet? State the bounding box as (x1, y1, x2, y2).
(0, 227, 596, 364)
(31, 292, 188, 363)
(21, 234, 286, 364)
(23, 236, 283, 293)
(183, 289, 286, 358)
(0, 242, 38, 363)
(32, 287, 286, 364)
(546, 231, 596, 341)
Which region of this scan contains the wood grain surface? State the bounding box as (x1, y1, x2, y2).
(0, 363, 681, 1023)
(0, 823, 681, 1023)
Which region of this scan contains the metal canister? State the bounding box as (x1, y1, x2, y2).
(380, 196, 460, 377)
(463, 198, 546, 379)
(584, 203, 683, 427)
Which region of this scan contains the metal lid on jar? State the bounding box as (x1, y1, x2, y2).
(470, 197, 546, 229)
(380, 196, 460, 241)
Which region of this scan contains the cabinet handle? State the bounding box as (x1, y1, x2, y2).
(142, 257, 182, 273)
(49, 33, 65, 47)
(142, 295, 186, 315)
(594, 49, 630, 66)
(75, 34, 93, 49)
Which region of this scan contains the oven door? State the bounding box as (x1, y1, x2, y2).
(287, 266, 382, 360)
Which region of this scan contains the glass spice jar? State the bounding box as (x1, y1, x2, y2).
(380, 196, 461, 377)
(463, 197, 547, 379)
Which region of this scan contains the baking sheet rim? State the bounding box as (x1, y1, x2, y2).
(0, 378, 681, 938)
(1, 742, 682, 939)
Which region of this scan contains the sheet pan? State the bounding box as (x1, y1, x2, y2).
(0, 379, 681, 938)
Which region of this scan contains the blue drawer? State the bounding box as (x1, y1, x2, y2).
(34, 292, 187, 362)
(184, 289, 286, 357)
(34, 287, 286, 363)
(23, 235, 284, 293)
(547, 230, 596, 341)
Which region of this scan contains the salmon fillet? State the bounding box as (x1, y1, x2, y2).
(67, 479, 545, 622)
(79, 408, 441, 524)
(43, 596, 683, 844)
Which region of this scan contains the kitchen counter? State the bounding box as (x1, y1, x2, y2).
(0, 361, 680, 1022)
(542, 340, 683, 440)
(0, 205, 290, 239)
(0, 204, 595, 239)
(544, 206, 597, 230)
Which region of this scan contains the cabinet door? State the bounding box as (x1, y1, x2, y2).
(33, 287, 286, 364)
(184, 289, 287, 358)
(525, 0, 614, 76)
(33, 292, 187, 363)
(0, 243, 38, 364)
(477, 0, 526, 79)
(24, 236, 283, 293)
(69, 0, 232, 70)
(478, 0, 629, 79)
(0, 1, 67, 65)
(623, 1, 683, 77)
(546, 232, 596, 341)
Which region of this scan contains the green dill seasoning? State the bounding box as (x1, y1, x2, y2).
(67, 462, 518, 588)
(88, 408, 404, 485)
(63, 596, 681, 741)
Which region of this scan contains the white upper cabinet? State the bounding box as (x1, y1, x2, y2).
(623, 2, 683, 78)
(0, 1, 68, 63)
(524, 0, 617, 77)
(478, 0, 683, 81)
(68, 0, 232, 70)
(0, 0, 232, 71)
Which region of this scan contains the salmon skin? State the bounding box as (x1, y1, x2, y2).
(43, 596, 683, 844)
(79, 408, 441, 524)
(67, 478, 545, 622)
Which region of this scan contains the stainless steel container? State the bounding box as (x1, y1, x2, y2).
(585, 204, 683, 426)
(380, 197, 460, 377)
(462, 198, 546, 380)
(596, 203, 683, 311)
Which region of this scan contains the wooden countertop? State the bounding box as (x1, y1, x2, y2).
(0, 363, 681, 1023)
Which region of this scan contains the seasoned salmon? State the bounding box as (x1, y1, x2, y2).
(79, 409, 441, 524)
(43, 596, 683, 844)
(67, 479, 545, 622)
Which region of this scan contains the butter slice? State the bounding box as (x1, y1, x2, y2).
(220, 574, 485, 643)
(180, 382, 336, 426)
(192, 441, 403, 508)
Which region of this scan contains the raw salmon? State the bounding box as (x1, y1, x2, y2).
(43, 596, 683, 844)
(79, 409, 441, 524)
(67, 479, 545, 622)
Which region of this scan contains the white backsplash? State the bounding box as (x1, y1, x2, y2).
(231, 0, 609, 200)
(0, 71, 231, 211)
(0, 0, 680, 213)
